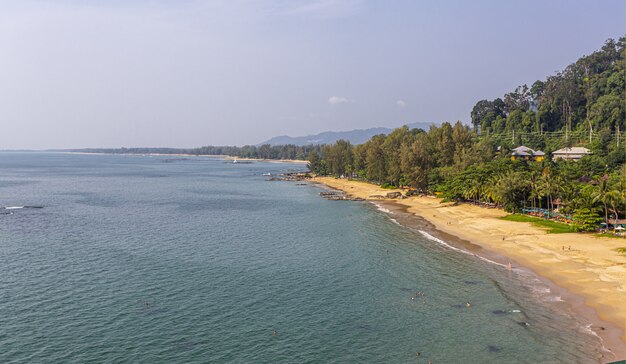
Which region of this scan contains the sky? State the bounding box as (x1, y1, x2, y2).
(0, 0, 624, 149)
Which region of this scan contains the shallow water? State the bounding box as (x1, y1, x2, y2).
(0, 153, 604, 363)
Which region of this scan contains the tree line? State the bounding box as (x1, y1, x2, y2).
(68, 144, 323, 160)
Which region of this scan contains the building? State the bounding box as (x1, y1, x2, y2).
(511, 146, 545, 162)
(552, 147, 591, 161)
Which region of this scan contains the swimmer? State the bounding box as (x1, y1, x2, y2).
(507, 261, 512, 271)
(272, 330, 278, 336)
(466, 302, 472, 308)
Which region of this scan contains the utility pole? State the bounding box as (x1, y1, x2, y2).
(563, 100, 571, 143)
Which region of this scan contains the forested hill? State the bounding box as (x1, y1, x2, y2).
(471, 37, 624, 145)
(309, 37, 625, 231)
(260, 122, 434, 146)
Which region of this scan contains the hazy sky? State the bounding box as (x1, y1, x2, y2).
(1, 0, 624, 149)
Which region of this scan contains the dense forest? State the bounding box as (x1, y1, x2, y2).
(68, 144, 323, 160)
(309, 37, 626, 231)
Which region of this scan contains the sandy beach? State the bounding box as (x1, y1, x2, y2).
(314, 176, 626, 361)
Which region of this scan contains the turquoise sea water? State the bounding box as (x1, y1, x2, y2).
(0, 153, 606, 363)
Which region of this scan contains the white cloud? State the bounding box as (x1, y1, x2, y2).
(328, 96, 354, 105)
(396, 100, 406, 107)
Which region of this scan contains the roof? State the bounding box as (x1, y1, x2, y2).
(512, 146, 533, 153)
(511, 146, 545, 157)
(553, 147, 591, 155)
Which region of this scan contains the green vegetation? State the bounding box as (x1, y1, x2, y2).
(380, 183, 397, 189)
(500, 214, 574, 234)
(310, 37, 626, 231)
(68, 144, 322, 161)
(616, 247, 626, 253)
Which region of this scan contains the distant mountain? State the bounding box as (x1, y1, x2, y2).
(261, 122, 435, 146)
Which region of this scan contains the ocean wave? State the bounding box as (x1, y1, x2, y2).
(580, 323, 614, 358)
(2, 206, 43, 210)
(371, 202, 392, 214)
(370, 202, 399, 224)
(418, 230, 508, 269)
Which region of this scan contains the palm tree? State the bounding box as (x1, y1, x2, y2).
(483, 175, 501, 206)
(541, 167, 554, 217)
(606, 190, 622, 231)
(528, 169, 542, 209)
(592, 175, 610, 226)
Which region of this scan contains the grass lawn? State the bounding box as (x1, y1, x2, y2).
(500, 214, 575, 234)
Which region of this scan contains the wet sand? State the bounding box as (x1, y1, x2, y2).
(313, 177, 626, 361)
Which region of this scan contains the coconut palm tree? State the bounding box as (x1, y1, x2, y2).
(541, 167, 555, 217)
(528, 169, 542, 209)
(606, 190, 622, 231)
(592, 175, 611, 226)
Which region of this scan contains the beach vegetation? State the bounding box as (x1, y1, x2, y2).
(501, 214, 575, 233)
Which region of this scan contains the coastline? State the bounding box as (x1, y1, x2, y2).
(59, 151, 308, 163)
(222, 156, 308, 164)
(313, 176, 626, 361)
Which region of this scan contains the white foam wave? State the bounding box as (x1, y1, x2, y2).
(519, 275, 565, 303)
(546, 295, 564, 302)
(531, 286, 551, 294)
(418, 230, 508, 268)
(371, 202, 392, 214)
(580, 323, 612, 356)
(418, 230, 472, 255)
(509, 309, 521, 313)
(3, 206, 24, 210)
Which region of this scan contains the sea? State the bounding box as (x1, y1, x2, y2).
(0, 152, 607, 363)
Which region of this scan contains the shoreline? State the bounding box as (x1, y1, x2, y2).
(57, 152, 308, 163)
(313, 177, 626, 362)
